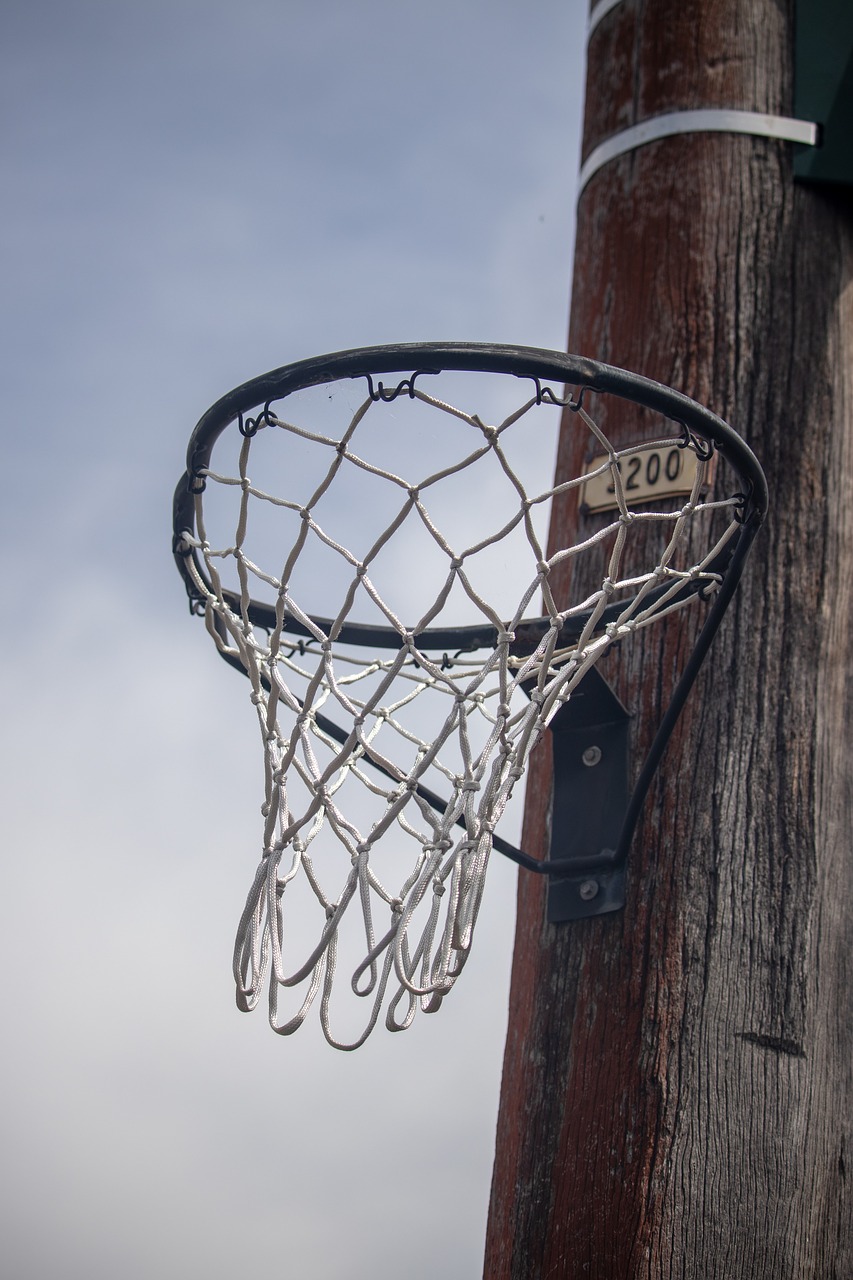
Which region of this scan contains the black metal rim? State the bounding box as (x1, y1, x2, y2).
(173, 342, 768, 649)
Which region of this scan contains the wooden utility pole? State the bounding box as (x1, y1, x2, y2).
(485, 1, 852, 1275)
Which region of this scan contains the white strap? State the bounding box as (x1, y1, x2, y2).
(579, 108, 819, 192)
(588, 0, 622, 37)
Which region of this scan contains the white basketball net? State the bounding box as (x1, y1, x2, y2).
(177, 372, 743, 1048)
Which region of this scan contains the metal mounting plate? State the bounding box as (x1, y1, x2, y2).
(546, 668, 631, 922)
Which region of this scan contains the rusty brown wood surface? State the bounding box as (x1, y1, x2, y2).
(484, 2, 853, 1276)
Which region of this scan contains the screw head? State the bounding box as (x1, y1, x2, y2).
(582, 745, 602, 767)
(579, 879, 599, 901)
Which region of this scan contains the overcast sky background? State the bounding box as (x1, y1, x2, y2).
(1, 2, 587, 1276)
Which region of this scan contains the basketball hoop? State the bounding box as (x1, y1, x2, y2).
(173, 343, 766, 1048)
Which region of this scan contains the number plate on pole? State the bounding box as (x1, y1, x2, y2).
(580, 444, 706, 514)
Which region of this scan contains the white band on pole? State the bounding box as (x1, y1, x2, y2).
(588, 0, 623, 36)
(579, 109, 819, 192)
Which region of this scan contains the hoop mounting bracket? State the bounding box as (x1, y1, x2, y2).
(546, 668, 631, 923)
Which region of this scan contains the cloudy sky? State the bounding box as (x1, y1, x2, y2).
(1, 2, 586, 1276)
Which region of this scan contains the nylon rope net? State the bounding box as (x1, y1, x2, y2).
(177, 372, 743, 1048)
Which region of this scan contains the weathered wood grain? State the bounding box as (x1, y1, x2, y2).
(484, 1, 853, 1275)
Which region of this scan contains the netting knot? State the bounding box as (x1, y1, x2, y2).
(429, 837, 452, 853)
(496, 630, 515, 646)
(620, 511, 636, 526)
(461, 780, 480, 793)
(537, 560, 551, 578)
(497, 702, 511, 720)
(432, 881, 447, 897)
